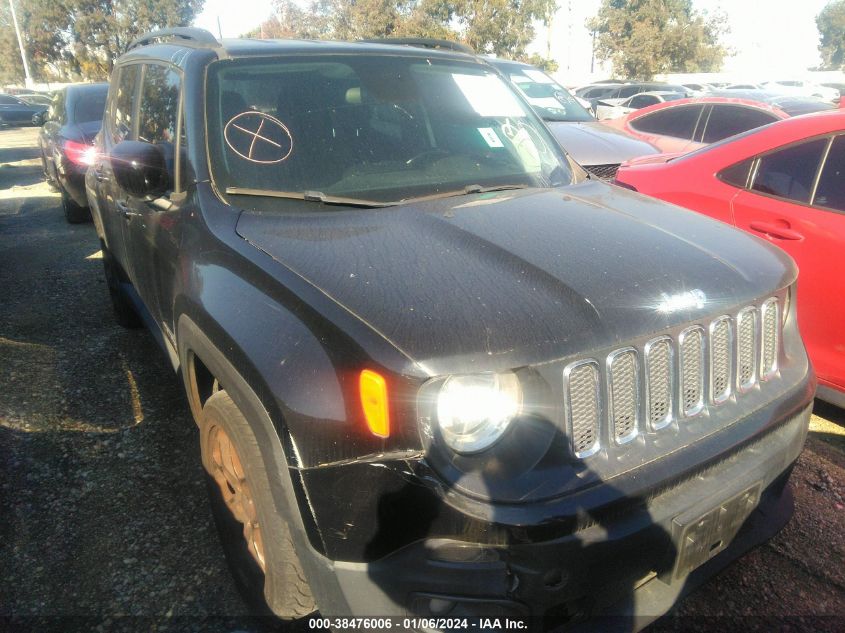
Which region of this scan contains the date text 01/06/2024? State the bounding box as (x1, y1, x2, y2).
(307, 618, 530, 630)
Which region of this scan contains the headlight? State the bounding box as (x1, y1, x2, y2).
(435, 372, 522, 454)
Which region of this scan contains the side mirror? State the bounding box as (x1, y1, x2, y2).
(111, 140, 170, 198)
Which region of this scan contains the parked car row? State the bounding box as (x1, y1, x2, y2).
(39, 28, 829, 630)
(578, 78, 842, 107)
(575, 79, 842, 126)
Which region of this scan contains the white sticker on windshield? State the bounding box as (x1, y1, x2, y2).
(451, 73, 525, 117)
(523, 69, 556, 84)
(478, 127, 504, 148)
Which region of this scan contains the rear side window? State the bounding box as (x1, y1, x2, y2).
(813, 135, 845, 212)
(112, 65, 139, 143)
(718, 158, 754, 188)
(750, 138, 827, 203)
(630, 105, 704, 140)
(700, 106, 778, 143)
(138, 64, 181, 144)
(72, 90, 107, 124)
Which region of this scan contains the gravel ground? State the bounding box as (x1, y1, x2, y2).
(1, 126, 843, 633)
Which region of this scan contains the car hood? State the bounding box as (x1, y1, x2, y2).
(546, 121, 658, 166)
(235, 181, 795, 376)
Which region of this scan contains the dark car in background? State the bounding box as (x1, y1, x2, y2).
(88, 28, 814, 628)
(39, 83, 109, 223)
(0, 93, 48, 127)
(707, 89, 836, 116)
(490, 59, 658, 179)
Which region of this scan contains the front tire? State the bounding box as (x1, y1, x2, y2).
(199, 390, 316, 619)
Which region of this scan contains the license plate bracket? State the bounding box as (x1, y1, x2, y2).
(671, 482, 762, 580)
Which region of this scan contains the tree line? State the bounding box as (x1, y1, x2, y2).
(2, 0, 844, 86)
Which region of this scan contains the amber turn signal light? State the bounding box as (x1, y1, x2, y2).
(360, 369, 390, 438)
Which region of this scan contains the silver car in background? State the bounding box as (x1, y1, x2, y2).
(488, 59, 658, 180)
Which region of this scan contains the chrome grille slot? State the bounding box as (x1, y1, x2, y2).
(760, 298, 779, 380)
(679, 327, 705, 417)
(607, 348, 639, 444)
(709, 316, 732, 404)
(564, 360, 601, 458)
(737, 307, 758, 392)
(645, 337, 673, 430)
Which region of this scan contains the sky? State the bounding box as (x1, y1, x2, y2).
(194, 0, 836, 82)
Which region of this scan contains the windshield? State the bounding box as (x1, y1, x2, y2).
(502, 67, 594, 122)
(206, 55, 573, 205)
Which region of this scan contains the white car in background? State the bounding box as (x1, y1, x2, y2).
(595, 91, 686, 120)
(762, 80, 840, 103)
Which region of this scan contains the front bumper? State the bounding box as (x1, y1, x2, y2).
(304, 392, 812, 628)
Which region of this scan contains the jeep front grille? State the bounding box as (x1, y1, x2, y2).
(607, 348, 639, 444)
(709, 316, 732, 404)
(563, 298, 781, 459)
(737, 307, 758, 392)
(564, 360, 601, 458)
(645, 337, 673, 430)
(760, 298, 779, 380)
(585, 163, 620, 180)
(679, 327, 705, 416)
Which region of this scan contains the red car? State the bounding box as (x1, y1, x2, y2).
(615, 110, 845, 406)
(602, 97, 792, 153)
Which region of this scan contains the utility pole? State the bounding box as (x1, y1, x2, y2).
(8, 0, 33, 89)
(566, 0, 572, 73)
(217, 16, 223, 40)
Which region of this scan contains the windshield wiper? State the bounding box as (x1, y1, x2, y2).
(462, 184, 530, 194)
(225, 187, 397, 208)
(396, 183, 532, 204)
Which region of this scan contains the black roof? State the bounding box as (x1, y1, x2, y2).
(122, 27, 478, 64)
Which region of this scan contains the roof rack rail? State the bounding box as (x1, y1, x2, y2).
(127, 27, 220, 52)
(359, 38, 475, 55)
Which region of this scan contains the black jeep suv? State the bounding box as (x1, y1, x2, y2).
(87, 28, 815, 629)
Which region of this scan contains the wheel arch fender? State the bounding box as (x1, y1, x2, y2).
(177, 312, 356, 613)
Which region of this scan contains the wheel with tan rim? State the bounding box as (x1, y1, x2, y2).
(199, 390, 316, 618)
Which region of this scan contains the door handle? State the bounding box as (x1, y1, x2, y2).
(749, 221, 803, 241)
(116, 200, 140, 220)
